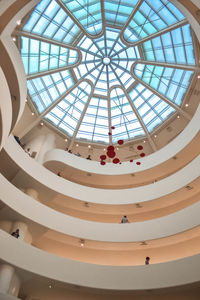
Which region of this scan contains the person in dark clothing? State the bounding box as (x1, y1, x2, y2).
(11, 229, 20, 239)
(145, 256, 150, 265)
(14, 136, 21, 145)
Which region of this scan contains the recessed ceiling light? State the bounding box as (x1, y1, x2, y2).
(103, 148, 106, 151)
(16, 20, 21, 25)
(76, 144, 79, 147)
(31, 112, 34, 116)
(12, 37, 16, 42)
(116, 147, 119, 150)
(154, 135, 157, 138)
(40, 122, 44, 126)
(198, 75, 200, 79)
(65, 139, 68, 142)
(185, 103, 189, 107)
(143, 140, 146, 143)
(80, 239, 85, 247)
(88, 145, 91, 148)
(25, 99, 28, 103)
(177, 115, 180, 119)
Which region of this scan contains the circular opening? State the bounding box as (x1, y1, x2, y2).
(103, 57, 111, 65)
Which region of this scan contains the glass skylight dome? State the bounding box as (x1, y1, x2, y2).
(20, 0, 196, 145)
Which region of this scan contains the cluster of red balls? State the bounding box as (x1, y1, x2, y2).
(100, 144, 121, 165)
(99, 127, 146, 166)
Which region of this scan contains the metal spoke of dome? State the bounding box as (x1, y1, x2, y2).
(15, 30, 78, 50)
(78, 46, 102, 58)
(92, 38, 106, 57)
(136, 60, 198, 71)
(68, 87, 95, 150)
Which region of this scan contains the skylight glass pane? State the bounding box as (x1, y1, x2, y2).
(45, 81, 92, 136)
(22, 0, 81, 44)
(123, 0, 184, 43)
(27, 70, 74, 113)
(142, 24, 195, 65)
(77, 96, 109, 143)
(110, 87, 145, 142)
(21, 37, 79, 76)
(61, 0, 103, 36)
(133, 63, 194, 106)
(22, 0, 196, 144)
(104, 0, 139, 27)
(129, 83, 175, 132)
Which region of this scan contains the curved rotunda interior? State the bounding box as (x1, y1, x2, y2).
(0, 0, 200, 299)
(16, 0, 199, 153)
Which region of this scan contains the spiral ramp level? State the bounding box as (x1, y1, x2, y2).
(0, 0, 200, 299)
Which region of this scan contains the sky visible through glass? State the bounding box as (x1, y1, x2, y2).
(20, 0, 196, 144)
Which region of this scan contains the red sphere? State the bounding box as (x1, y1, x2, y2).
(118, 139, 124, 145)
(140, 153, 145, 157)
(136, 161, 141, 165)
(100, 155, 106, 160)
(137, 145, 143, 150)
(108, 132, 112, 136)
(113, 158, 120, 164)
(107, 151, 116, 158)
(130, 159, 133, 162)
(100, 161, 106, 165)
(107, 145, 114, 151)
(111, 126, 115, 130)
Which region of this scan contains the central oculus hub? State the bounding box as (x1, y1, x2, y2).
(103, 57, 111, 65)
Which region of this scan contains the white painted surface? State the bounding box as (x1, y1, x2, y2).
(191, 0, 200, 9)
(1, 230, 200, 290)
(0, 0, 15, 16)
(0, 293, 20, 300)
(0, 264, 15, 294)
(171, 0, 200, 42)
(1, 175, 200, 242)
(4, 136, 200, 204)
(0, 68, 12, 150)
